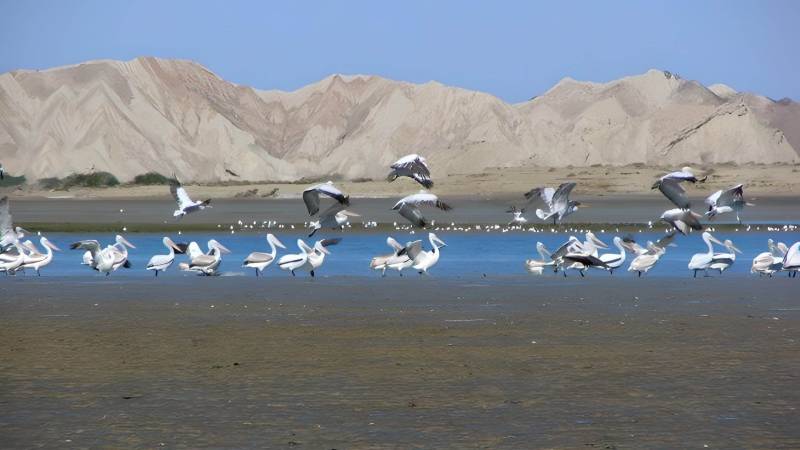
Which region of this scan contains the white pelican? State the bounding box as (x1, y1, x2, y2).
(171, 176, 211, 218)
(146, 237, 183, 277)
(598, 236, 627, 274)
(370, 237, 413, 277)
(548, 236, 582, 274)
(387, 154, 433, 188)
(626, 232, 676, 277)
(242, 233, 286, 277)
(0, 196, 29, 252)
(709, 239, 741, 274)
(506, 206, 528, 226)
(688, 232, 725, 277)
(526, 182, 581, 224)
(0, 241, 26, 275)
(308, 204, 360, 237)
(558, 232, 608, 276)
(705, 184, 752, 223)
(278, 238, 340, 277)
(525, 242, 554, 275)
(70, 240, 117, 275)
(179, 240, 231, 275)
(660, 208, 703, 235)
(752, 239, 788, 276)
(404, 233, 446, 275)
(302, 181, 349, 216)
(110, 235, 136, 271)
(658, 167, 707, 183)
(783, 242, 800, 278)
(20, 237, 61, 276)
(392, 191, 452, 227)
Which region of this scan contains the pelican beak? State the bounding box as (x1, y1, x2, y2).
(319, 245, 331, 255)
(274, 238, 287, 249)
(216, 243, 232, 254)
(168, 239, 182, 252)
(18, 227, 31, 235)
(732, 245, 742, 254)
(591, 235, 608, 248)
(47, 241, 62, 252)
(709, 236, 724, 246)
(121, 237, 136, 249)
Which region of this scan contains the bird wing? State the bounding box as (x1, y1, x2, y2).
(657, 178, 690, 209)
(0, 196, 12, 237)
(320, 238, 342, 248)
(717, 184, 744, 207)
(705, 190, 722, 207)
(319, 202, 347, 219)
(563, 254, 607, 267)
(190, 254, 216, 267)
(244, 252, 274, 264)
(396, 203, 427, 227)
(170, 179, 194, 209)
(524, 187, 555, 206)
(653, 231, 677, 250)
(387, 237, 404, 252)
(303, 182, 349, 216)
(551, 182, 576, 212)
(391, 155, 433, 188)
(403, 240, 424, 260)
(70, 240, 101, 255)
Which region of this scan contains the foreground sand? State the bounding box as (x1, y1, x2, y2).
(1, 276, 799, 448)
(6, 164, 800, 200)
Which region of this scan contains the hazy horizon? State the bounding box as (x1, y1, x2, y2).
(1, 0, 799, 102)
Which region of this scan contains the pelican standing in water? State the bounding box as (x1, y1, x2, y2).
(705, 184, 752, 223)
(242, 233, 286, 277)
(179, 239, 231, 275)
(688, 232, 725, 277)
(278, 238, 340, 277)
(783, 242, 800, 278)
(525, 242, 554, 275)
(110, 235, 136, 271)
(392, 191, 452, 227)
(20, 237, 61, 276)
(0, 241, 26, 274)
(370, 237, 412, 277)
(625, 232, 676, 277)
(597, 236, 627, 274)
(308, 204, 360, 237)
(751, 239, 787, 276)
(404, 233, 446, 275)
(70, 240, 119, 275)
(525, 182, 581, 224)
(171, 176, 211, 218)
(146, 237, 184, 276)
(709, 239, 742, 274)
(387, 154, 434, 188)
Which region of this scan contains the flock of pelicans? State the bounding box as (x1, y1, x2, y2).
(1, 155, 799, 278)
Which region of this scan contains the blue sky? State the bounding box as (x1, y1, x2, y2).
(1, 0, 798, 102)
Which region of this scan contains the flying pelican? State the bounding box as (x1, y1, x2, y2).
(302, 181, 349, 216)
(392, 191, 452, 227)
(705, 184, 752, 223)
(403, 233, 446, 275)
(626, 232, 676, 277)
(660, 208, 703, 235)
(506, 206, 528, 226)
(525, 242, 554, 275)
(688, 232, 725, 277)
(597, 236, 627, 274)
(370, 237, 413, 277)
(20, 237, 61, 276)
(525, 182, 581, 224)
(0, 196, 30, 253)
(308, 203, 360, 237)
(783, 242, 800, 278)
(242, 233, 286, 277)
(178, 239, 231, 275)
(171, 176, 211, 218)
(652, 177, 691, 209)
(278, 238, 340, 277)
(146, 237, 184, 276)
(709, 239, 741, 274)
(387, 154, 433, 188)
(658, 167, 707, 183)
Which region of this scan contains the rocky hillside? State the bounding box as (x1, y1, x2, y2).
(0, 57, 797, 183)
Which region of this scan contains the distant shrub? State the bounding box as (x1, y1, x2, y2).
(0, 174, 26, 187)
(61, 171, 120, 188)
(132, 172, 173, 185)
(38, 177, 63, 190)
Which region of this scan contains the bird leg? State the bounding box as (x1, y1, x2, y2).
(310, 270, 315, 278)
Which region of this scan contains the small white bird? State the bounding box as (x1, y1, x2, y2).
(705, 184, 753, 224)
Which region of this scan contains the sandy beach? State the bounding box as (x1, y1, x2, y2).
(1, 277, 799, 448)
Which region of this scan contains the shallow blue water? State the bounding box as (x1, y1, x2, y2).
(5, 230, 799, 279)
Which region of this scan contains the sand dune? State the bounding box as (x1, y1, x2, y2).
(1, 58, 798, 183)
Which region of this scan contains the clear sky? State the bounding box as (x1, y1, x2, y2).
(1, 0, 798, 102)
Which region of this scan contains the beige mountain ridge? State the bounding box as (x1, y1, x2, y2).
(0, 57, 798, 184)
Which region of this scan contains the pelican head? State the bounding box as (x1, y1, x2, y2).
(115, 235, 136, 249)
(703, 232, 724, 246)
(723, 239, 742, 254)
(267, 233, 286, 249)
(163, 236, 182, 252)
(430, 233, 447, 248)
(41, 237, 61, 252)
(209, 239, 231, 255)
(586, 232, 608, 249)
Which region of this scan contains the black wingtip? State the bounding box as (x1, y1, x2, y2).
(422, 179, 434, 189)
(122, 260, 132, 269)
(342, 195, 351, 206)
(69, 242, 81, 250)
(174, 243, 189, 255)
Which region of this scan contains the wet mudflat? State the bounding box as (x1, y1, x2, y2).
(1, 276, 799, 448)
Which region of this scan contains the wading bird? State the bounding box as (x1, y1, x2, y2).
(688, 232, 725, 277)
(751, 239, 787, 276)
(387, 154, 433, 188)
(20, 237, 61, 276)
(403, 233, 446, 275)
(597, 236, 627, 274)
(242, 233, 286, 277)
(146, 237, 184, 276)
(709, 239, 742, 274)
(525, 242, 555, 275)
(278, 238, 341, 277)
(178, 239, 231, 275)
(783, 242, 800, 278)
(370, 237, 413, 276)
(392, 191, 452, 227)
(70, 236, 135, 276)
(705, 184, 752, 223)
(625, 232, 676, 277)
(171, 176, 211, 218)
